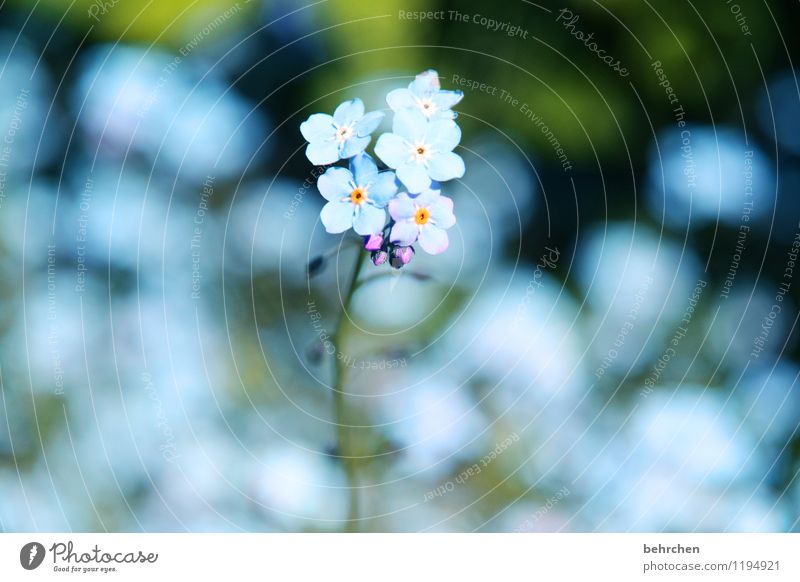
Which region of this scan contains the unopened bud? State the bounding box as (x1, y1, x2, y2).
(371, 250, 388, 266)
(390, 246, 414, 269)
(364, 233, 383, 251)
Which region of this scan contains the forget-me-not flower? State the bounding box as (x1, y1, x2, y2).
(318, 152, 398, 235)
(301, 98, 384, 166)
(389, 187, 455, 254)
(387, 69, 463, 120)
(375, 108, 464, 193)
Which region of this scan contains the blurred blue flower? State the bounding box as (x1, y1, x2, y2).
(739, 363, 800, 447)
(74, 44, 266, 183)
(375, 109, 464, 193)
(318, 152, 396, 234)
(758, 71, 800, 156)
(646, 125, 774, 229)
(389, 187, 455, 254)
(0, 33, 61, 173)
(386, 69, 463, 120)
(300, 98, 384, 165)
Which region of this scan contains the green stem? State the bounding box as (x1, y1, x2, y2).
(332, 250, 366, 532)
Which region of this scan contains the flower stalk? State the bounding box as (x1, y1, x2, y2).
(331, 250, 366, 532)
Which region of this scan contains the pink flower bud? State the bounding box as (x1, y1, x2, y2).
(371, 250, 389, 266)
(364, 233, 384, 251)
(390, 246, 414, 268)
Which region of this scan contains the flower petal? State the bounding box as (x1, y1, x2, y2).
(393, 108, 427, 142)
(352, 204, 386, 235)
(369, 171, 398, 207)
(320, 201, 354, 233)
(390, 219, 419, 246)
(300, 113, 335, 142)
(410, 70, 440, 95)
(340, 135, 370, 158)
(317, 167, 354, 201)
(418, 224, 449, 254)
(427, 151, 465, 182)
(355, 111, 384, 137)
(431, 109, 456, 120)
(333, 98, 365, 125)
(428, 118, 461, 152)
(432, 90, 463, 112)
(389, 193, 415, 220)
(412, 187, 440, 207)
(387, 88, 417, 111)
(430, 195, 456, 228)
(375, 133, 409, 169)
(396, 162, 431, 193)
(306, 140, 340, 166)
(350, 152, 379, 185)
(437, 193, 453, 211)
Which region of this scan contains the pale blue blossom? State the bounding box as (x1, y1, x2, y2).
(318, 153, 397, 235)
(389, 187, 455, 254)
(386, 69, 463, 120)
(300, 98, 384, 165)
(375, 109, 464, 193)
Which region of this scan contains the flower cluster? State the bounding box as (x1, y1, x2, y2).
(300, 70, 464, 268)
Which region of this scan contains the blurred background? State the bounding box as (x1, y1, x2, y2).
(0, 0, 799, 532)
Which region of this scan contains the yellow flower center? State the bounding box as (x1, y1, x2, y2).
(350, 187, 367, 205)
(414, 207, 430, 225)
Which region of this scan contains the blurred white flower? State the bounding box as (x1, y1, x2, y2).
(574, 387, 782, 531)
(253, 447, 347, 530)
(375, 371, 487, 472)
(576, 221, 702, 380)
